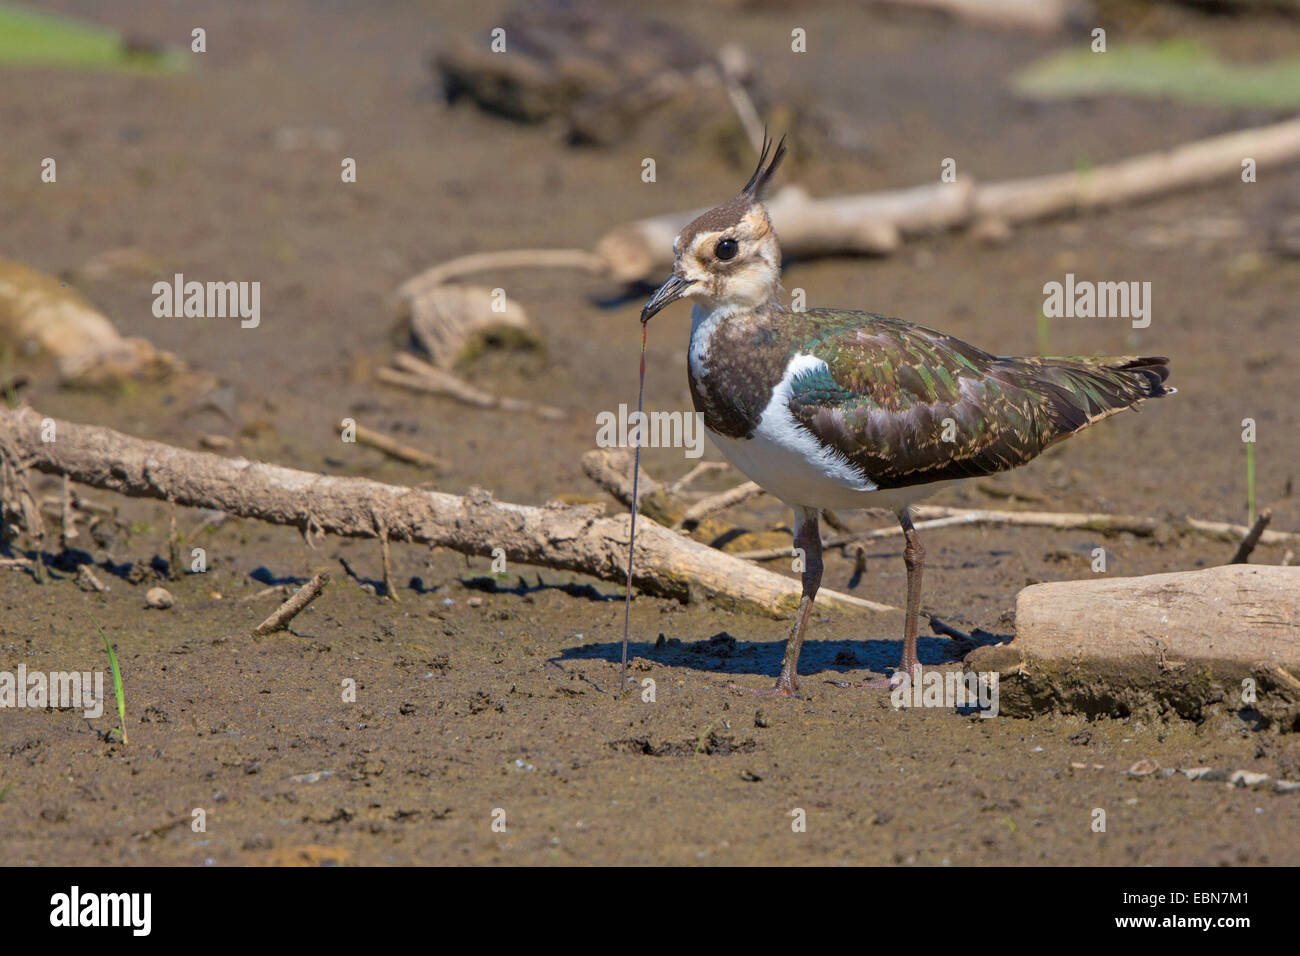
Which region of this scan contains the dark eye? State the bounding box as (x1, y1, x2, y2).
(714, 238, 739, 261)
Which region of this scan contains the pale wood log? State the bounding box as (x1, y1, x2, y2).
(0, 406, 892, 616)
(968, 565, 1300, 723)
(1001, 565, 1300, 668)
(591, 116, 1300, 284)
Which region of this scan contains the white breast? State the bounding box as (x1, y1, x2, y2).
(704, 353, 877, 509)
(704, 350, 957, 513)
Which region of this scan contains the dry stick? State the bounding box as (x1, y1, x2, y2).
(1, 441, 46, 583)
(594, 115, 1300, 284)
(76, 564, 108, 593)
(737, 508, 1160, 561)
(354, 422, 443, 470)
(1231, 508, 1273, 565)
(253, 571, 331, 636)
(718, 49, 765, 155)
(240, 585, 283, 604)
(381, 358, 566, 421)
(581, 447, 659, 509)
(926, 614, 973, 643)
(585, 451, 1296, 559)
(667, 461, 732, 497)
(674, 481, 763, 530)
(910, 504, 1158, 535)
(395, 249, 606, 306)
(168, 500, 182, 581)
(60, 475, 77, 550)
(375, 514, 399, 602)
(0, 407, 892, 616)
(1185, 515, 1297, 546)
(736, 514, 980, 561)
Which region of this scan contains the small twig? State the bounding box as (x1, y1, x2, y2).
(76, 564, 109, 592)
(376, 514, 399, 602)
(851, 545, 867, 578)
(675, 480, 763, 530)
(581, 448, 659, 510)
(667, 461, 732, 497)
(60, 475, 78, 550)
(354, 422, 443, 470)
(1231, 508, 1273, 564)
(736, 514, 976, 561)
(927, 614, 972, 642)
(395, 249, 606, 305)
(717, 46, 765, 155)
(1186, 514, 1296, 546)
(911, 505, 1159, 536)
(240, 585, 284, 604)
(253, 572, 331, 636)
(168, 500, 182, 580)
(380, 357, 565, 421)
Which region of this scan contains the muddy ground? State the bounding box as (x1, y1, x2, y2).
(2, 0, 1298, 865)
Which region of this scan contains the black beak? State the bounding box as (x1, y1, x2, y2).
(640, 274, 694, 323)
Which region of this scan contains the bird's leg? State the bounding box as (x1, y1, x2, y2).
(729, 508, 821, 698)
(770, 508, 822, 696)
(895, 507, 925, 689)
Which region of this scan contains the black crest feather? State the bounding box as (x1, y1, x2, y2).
(742, 131, 787, 199)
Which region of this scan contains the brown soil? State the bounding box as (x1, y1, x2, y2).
(1, 0, 1298, 865)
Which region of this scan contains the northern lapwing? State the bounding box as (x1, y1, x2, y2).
(640, 135, 1173, 696)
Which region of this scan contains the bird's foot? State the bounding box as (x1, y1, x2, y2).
(727, 679, 801, 699)
(829, 668, 916, 691)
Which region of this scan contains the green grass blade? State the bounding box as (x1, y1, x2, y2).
(0, 3, 186, 74)
(1014, 39, 1300, 110)
(91, 615, 127, 744)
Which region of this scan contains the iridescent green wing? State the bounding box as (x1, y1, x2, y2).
(786, 310, 1166, 489)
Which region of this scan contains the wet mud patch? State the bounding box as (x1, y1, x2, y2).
(610, 731, 758, 757)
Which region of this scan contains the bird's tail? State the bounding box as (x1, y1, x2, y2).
(1007, 355, 1174, 439)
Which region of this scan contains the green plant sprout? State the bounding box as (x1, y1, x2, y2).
(91, 615, 127, 744)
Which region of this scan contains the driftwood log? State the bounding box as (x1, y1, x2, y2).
(969, 565, 1300, 725)
(591, 115, 1300, 283)
(0, 407, 891, 616)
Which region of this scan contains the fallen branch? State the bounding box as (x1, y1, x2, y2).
(253, 571, 331, 635)
(0, 407, 892, 616)
(667, 461, 733, 496)
(394, 249, 605, 308)
(354, 423, 443, 470)
(1186, 514, 1297, 546)
(76, 564, 109, 592)
(1231, 508, 1273, 564)
(735, 513, 981, 561)
(380, 355, 565, 421)
(910, 505, 1159, 535)
(594, 115, 1300, 283)
(675, 480, 763, 530)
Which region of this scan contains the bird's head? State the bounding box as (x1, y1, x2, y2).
(640, 134, 787, 323)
